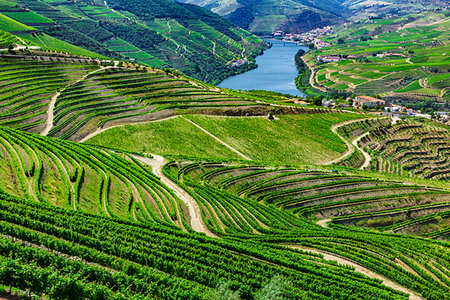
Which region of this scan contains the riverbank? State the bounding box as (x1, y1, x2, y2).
(218, 40, 307, 97)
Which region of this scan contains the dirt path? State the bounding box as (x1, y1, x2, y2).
(131, 154, 218, 238)
(325, 118, 370, 165)
(406, 57, 413, 65)
(41, 66, 116, 136)
(301, 56, 327, 93)
(181, 116, 252, 160)
(324, 118, 384, 166)
(353, 132, 371, 169)
(285, 245, 423, 300)
(316, 218, 331, 228)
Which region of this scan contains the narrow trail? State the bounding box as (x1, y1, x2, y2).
(325, 118, 372, 165)
(316, 218, 331, 228)
(41, 66, 116, 136)
(132, 154, 218, 238)
(167, 20, 172, 34)
(353, 132, 371, 169)
(181, 116, 252, 160)
(406, 57, 413, 65)
(285, 245, 423, 300)
(301, 56, 327, 92)
(212, 41, 216, 55)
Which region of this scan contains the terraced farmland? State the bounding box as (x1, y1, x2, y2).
(302, 11, 450, 109)
(167, 162, 450, 240)
(48, 66, 260, 141)
(361, 119, 450, 180)
(1, 188, 431, 300)
(0, 126, 189, 228)
(162, 161, 450, 299)
(0, 0, 268, 83)
(0, 58, 98, 133)
(333, 117, 393, 169)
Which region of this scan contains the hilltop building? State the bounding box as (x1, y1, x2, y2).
(353, 95, 386, 108)
(317, 56, 341, 63)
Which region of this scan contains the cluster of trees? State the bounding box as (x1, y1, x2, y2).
(101, 21, 166, 49)
(43, 24, 120, 58)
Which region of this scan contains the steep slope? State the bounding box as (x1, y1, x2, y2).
(0, 46, 448, 300)
(180, 0, 348, 34)
(0, 0, 267, 83)
(343, 0, 450, 20)
(300, 11, 450, 108)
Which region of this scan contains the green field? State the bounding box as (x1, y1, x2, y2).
(90, 113, 369, 165)
(3, 11, 54, 24)
(88, 116, 242, 160)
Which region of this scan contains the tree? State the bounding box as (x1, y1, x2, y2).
(211, 280, 241, 300)
(308, 43, 315, 50)
(337, 38, 344, 44)
(255, 275, 291, 300)
(313, 96, 323, 106)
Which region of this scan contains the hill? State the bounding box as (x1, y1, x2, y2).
(178, 0, 348, 35)
(0, 48, 449, 299)
(0, 0, 267, 84)
(343, 0, 450, 21)
(299, 11, 449, 111)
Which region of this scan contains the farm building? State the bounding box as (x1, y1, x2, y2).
(317, 55, 341, 63)
(353, 95, 387, 108)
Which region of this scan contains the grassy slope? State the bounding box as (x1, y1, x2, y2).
(2, 0, 267, 83)
(90, 113, 369, 165)
(88, 116, 242, 160)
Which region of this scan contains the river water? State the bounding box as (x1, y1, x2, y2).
(218, 39, 307, 97)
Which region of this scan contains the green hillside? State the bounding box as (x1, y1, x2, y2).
(88, 113, 369, 164)
(0, 0, 267, 84)
(180, 0, 347, 34)
(0, 11, 449, 298)
(300, 11, 450, 111)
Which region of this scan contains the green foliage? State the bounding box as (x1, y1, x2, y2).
(255, 276, 290, 300)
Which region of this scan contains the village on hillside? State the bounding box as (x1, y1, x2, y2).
(295, 95, 449, 124)
(274, 26, 334, 48)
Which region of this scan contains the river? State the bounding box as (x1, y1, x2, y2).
(218, 39, 307, 97)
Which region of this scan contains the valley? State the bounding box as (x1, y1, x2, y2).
(0, 0, 448, 299)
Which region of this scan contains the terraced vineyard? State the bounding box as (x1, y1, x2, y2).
(0, 37, 449, 300)
(302, 11, 450, 109)
(1, 190, 429, 300)
(49, 67, 258, 141)
(0, 126, 189, 228)
(333, 117, 393, 168)
(166, 162, 450, 239)
(0, 0, 267, 83)
(361, 119, 450, 180)
(0, 57, 98, 133)
(162, 161, 450, 299)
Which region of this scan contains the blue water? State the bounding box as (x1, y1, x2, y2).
(218, 40, 307, 97)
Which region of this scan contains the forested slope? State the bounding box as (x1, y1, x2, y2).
(0, 0, 267, 83)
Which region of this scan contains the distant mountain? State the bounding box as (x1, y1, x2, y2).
(0, 0, 267, 83)
(178, 0, 348, 34)
(342, 0, 450, 20)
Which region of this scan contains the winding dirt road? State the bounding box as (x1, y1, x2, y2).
(41, 66, 117, 136)
(131, 154, 218, 238)
(325, 118, 376, 165)
(285, 245, 423, 300)
(352, 132, 371, 169)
